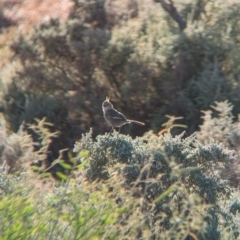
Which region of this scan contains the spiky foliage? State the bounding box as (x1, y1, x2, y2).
(197, 101, 240, 148)
(0, 116, 68, 174)
(1, 0, 240, 139)
(0, 119, 36, 173)
(197, 100, 240, 187)
(1, 0, 240, 171)
(0, 168, 123, 240)
(73, 129, 238, 239)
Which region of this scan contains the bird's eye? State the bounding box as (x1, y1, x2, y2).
(104, 102, 109, 107)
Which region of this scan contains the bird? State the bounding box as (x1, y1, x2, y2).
(102, 96, 145, 133)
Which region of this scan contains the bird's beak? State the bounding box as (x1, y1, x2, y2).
(106, 96, 110, 101)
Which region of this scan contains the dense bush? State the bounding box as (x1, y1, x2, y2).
(1, 0, 240, 141)
(0, 1, 240, 238)
(0, 163, 122, 239)
(0, 129, 239, 239)
(0, 0, 239, 168)
(197, 101, 240, 150)
(0, 120, 35, 173)
(197, 100, 240, 187)
(73, 129, 239, 239)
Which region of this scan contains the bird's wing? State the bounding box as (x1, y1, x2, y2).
(106, 109, 127, 120)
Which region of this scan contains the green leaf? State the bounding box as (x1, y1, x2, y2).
(56, 171, 67, 180)
(68, 151, 76, 163)
(79, 150, 90, 158)
(153, 185, 177, 203)
(116, 207, 128, 214)
(41, 172, 51, 178)
(58, 161, 72, 170)
(31, 166, 40, 172)
(179, 167, 200, 174)
(77, 159, 88, 169)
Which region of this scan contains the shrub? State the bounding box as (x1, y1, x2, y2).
(0, 119, 35, 173)
(1, 128, 239, 239)
(0, 116, 68, 175)
(73, 129, 239, 239)
(0, 172, 122, 240)
(197, 100, 240, 187)
(1, 0, 240, 168)
(1, 0, 239, 138)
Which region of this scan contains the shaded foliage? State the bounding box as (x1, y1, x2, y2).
(197, 100, 240, 187)
(1, 0, 240, 170)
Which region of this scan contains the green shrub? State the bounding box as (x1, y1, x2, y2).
(197, 100, 240, 187)
(0, 172, 122, 240)
(1, 0, 240, 169)
(1, 0, 239, 140)
(0, 127, 239, 239)
(73, 129, 239, 239)
(1, 1, 240, 238)
(197, 101, 240, 147)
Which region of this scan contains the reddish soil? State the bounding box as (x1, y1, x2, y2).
(1, 0, 73, 31)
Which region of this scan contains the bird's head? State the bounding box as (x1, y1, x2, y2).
(102, 96, 113, 111)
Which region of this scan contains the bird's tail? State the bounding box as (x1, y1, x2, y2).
(127, 119, 145, 126)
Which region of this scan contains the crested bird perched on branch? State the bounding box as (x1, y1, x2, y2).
(102, 96, 145, 133)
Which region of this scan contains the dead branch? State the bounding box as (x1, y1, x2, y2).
(154, 0, 187, 30)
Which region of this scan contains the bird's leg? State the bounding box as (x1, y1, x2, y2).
(109, 127, 114, 134)
(118, 126, 122, 133)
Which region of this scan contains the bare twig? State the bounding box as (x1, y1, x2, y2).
(154, 0, 187, 30)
